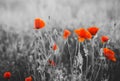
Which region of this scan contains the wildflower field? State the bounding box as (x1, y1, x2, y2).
(0, 18, 120, 81)
(0, 0, 120, 81)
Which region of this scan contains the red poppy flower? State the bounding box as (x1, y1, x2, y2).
(103, 48, 116, 62)
(87, 26, 99, 35)
(52, 43, 58, 51)
(34, 18, 45, 29)
(3, 72, 11, 79)
(48, 60, 56, 66)
(101, 36, 109, 43)
(25, 76, 32, 81)
(74, 28, 92, 42)
(63, 29, 71, 39)
(51, 60, 56, 66)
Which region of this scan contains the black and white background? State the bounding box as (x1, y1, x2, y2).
(0, 0, 120, 81)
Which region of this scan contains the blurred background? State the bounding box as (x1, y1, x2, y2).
(0, 0, 119, 31)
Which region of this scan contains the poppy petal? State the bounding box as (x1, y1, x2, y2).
(86, 30, 92, 40)
(52, 43, 58, 51)
(34, 18, 45, 29)
(78, 37, 85, 42)
(111, 57, 116, 62)
(87, 26, 99, 35)
(63, 29, 71, 39)
(3, 72, 11, 79)
(103, 48, 116, 62)
(101, 36, 109, 43)
(25, 76, 32, 81)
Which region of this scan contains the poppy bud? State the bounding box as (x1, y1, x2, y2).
(3, 72, 11, 79)
(25, 76, 32, 81)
